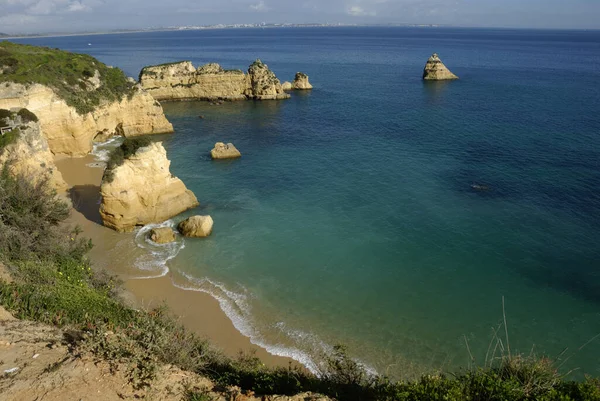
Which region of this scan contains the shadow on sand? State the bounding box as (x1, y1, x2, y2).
(68, 185, 103, 225)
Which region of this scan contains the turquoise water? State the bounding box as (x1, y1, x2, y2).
(13, 28, 600, 377)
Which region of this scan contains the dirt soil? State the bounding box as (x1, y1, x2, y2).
(0, 308, 330, 401)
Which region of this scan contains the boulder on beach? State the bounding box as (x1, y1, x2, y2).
(211, 142, 241, 159)
(422, 53, 459, 81)
(149, 227, 176, 244)
(178, 215, 214, 238)
(281, 81, 293, 91)
(293, 72, 313, 90)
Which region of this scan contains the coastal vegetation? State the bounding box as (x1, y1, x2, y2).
(0, 164, 598, 400)
(102, 136, 153, 183)
(0, 41, 135, 114)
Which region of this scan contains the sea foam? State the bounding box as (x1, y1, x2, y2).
(130, 220, 185, 279)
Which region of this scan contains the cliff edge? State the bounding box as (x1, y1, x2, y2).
(99, 141, 198, 232)
(0, 42, 173, 156)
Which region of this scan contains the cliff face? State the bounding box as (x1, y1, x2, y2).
(139, 62, 250, 101)
(0, 113, 67, 191)
(139, 59, 290, 101)
(423, 53, 459, 81)
(99, 142, 199, 232)
(0, 83, 174, 156)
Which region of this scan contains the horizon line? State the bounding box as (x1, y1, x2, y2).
(2, 23, 599, 39)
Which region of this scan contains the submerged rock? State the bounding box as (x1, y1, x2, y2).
(100, 142, 199, 232)
(211, 142, 241, 160)
(149, 227, 176, 244)
(293, 72, 313, 90)
(178, 215, 214, 238)
(422, 53, 459, 81)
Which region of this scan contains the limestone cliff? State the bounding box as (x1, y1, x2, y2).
(292, 72, 313, 90)
(139, 62, 249, 101)
(422, 53, 459, 81)
(0, 109, 67, 191)
(0, 83, 174, 156)
(139, 59, 290, 101)
(99, 142, 199, 232)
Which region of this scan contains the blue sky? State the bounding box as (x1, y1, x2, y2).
(1, 0, 599, 34)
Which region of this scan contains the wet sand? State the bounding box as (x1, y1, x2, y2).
(54, 154, 297, 368)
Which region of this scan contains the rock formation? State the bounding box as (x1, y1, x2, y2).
(0, 83, 174, 156)
(247, 59, 290, 100)
(0, 109, 67, 191)
(293, 72, 313, 90)
(139, 62, 250, 101)
(178, 215, 214, 238)
(210, 142, 241, 159)
(281, 81, 293, 91)
(422, 53, 459, 81)
(149, 227, 176, 244)
(100, 142, 199, 232)
(139, 59, 290, 101)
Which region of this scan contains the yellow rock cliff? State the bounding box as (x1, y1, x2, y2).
(0, 83, 174, 156)
(99, 142, 199, 232)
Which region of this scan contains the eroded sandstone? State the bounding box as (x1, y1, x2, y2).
(100, 142, 199, 232)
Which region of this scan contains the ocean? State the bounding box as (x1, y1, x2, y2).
(11, 27, 600, 378)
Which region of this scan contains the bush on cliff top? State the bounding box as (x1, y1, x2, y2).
(103, 136, 153, 183)
(0, 41, 135, 114)
(0, 162, 599, 399)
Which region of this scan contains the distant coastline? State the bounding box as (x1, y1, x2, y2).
(1, 24, 446, 40)
(5, 23, 597, 41)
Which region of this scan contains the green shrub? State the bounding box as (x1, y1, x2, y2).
(0, 108, 12, 121)
(17, 108, 38, 123)
(103, 136, 153, 183)
(0, 127, 19, 148)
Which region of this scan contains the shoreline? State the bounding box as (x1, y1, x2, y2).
(54, 153, 299, 369)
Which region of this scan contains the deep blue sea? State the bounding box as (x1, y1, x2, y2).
(12, 27, 600, 377)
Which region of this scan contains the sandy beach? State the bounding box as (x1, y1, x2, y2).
(54, 153, 297, 369)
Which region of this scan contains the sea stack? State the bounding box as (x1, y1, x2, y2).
(248, 59, 290, 100)
(100, 142, 199, 232)
(292, 72, 313, 90)
(422, 53, 459, 81)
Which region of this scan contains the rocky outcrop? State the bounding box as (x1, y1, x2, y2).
(281, 81, 293, 91)
(211, 142, 241, 159)
(0, 110, 67, 191)
(139, 62, 249, 101)
(423, 53, 459, 81)
(248, 59, 290, 100)
(149, 227, 176, 244)
(293, 72, 313, 90)
(100, 142, 199, 232)
(178, 215, 214, 238)
(0, 83, 174, 156)
(139, 59, 290, 102)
